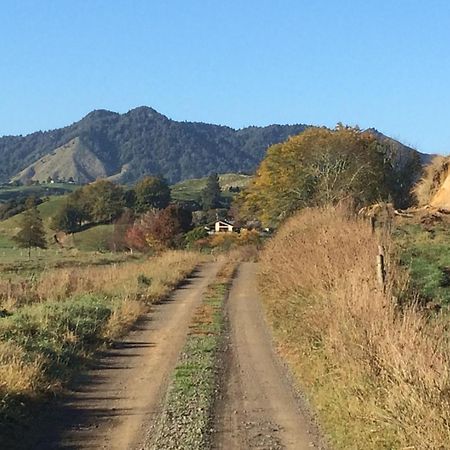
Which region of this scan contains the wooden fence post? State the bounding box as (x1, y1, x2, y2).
(376, 245, 386, 291)
(370, 216, 376, 234)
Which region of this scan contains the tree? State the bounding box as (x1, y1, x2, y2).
(184, 226, 208, 248)
(201, 173, 221, 210)
(13, 199, 47, 259)
(135, 176, 171, 212)
(237, 127, 400, 226)
(124, 188, 137, 209)
(138, 204, 190, 249)
(81, 180, 125, 223)
(51, 181, 125, 231)
(124, 223, 149, 253)
(110, 209, 134, 251)
(124, 204, 192, 252)
(50, 201, 84, 233)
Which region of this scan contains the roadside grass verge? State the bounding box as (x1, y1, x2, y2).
(260, 206, 450, 449)
(148, 263, 236, 450)
(0, 250, 206, 445)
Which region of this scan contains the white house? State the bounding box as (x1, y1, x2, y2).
(214, 220, 234, 233)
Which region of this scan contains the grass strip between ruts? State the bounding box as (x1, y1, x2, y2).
(147, 264, 235, 450)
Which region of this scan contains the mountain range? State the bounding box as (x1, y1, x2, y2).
(0, 106, 432, 184)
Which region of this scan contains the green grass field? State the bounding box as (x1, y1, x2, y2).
(171, 173, 252, 202)
(0, 183, 78, 202)
(0, 195, 68, 236)
(72, 224, 114, 252)
(0, 193, 116, 269)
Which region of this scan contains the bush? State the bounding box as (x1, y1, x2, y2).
(184, 226, 209, 248)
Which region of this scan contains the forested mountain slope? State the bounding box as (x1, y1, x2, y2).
(0, 106, 431, 184)
(0, 107, 307, 184)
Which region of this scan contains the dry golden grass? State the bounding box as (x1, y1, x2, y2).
(102, 298, 146, 341)
(217, 244, 259, 266)
(0, 341, 46, 396)
(260, 206, 450, 449)
(0, 250, 207, 428)
(413, 155, 449, 206)
(36, 250, 204, 303)
(0, 250, 206, 311)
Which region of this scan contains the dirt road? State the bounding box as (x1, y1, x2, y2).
(28, 261, 321, 450)
(213, 262, 318, 450)
(32, 262, 220, 450)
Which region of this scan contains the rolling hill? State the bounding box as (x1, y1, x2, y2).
(171, 173, 253, 202)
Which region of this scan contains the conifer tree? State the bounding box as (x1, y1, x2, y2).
(201, 173, 221, 210)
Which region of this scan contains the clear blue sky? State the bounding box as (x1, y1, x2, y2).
(1, 0, 449, 154)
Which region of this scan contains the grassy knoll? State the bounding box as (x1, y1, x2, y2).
(171, 173, 252, 202)
(148, 263, 236, 450)
(0, 193, 117, 262)
(260, 207, 450, 449)
(0, 250, 206, 446)
(72, 224, 114, 251)
(0, 222, 124, 277)
(0, 195, 67, 237)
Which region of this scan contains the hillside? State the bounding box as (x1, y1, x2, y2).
(0, 107, 308, 184)
(366, 128, 435, 166)
(0, 194, 116, 254)
(11, 137, 108, 184)
(0, 107, 431, 185)
(171, 173, 252, 202)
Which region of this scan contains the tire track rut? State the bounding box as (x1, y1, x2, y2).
(213, 262, 319, 450)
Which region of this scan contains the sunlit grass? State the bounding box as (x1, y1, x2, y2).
(0, 250, 207, 441)
(260, 207, 450, 449)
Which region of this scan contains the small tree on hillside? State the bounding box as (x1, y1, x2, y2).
(82, 180, 125, 223)
(110, 208, 135, 252)
(14, 199, 47, 259)
(201, 173, 221, 210)
(50, 201, 84, 233)
(135, 176, 171, 212)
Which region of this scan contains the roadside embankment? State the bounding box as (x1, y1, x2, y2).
(260, 206, 450, 449)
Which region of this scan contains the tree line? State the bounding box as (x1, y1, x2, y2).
(13, 174, 226, 256)
(49, 176, 170, 232)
